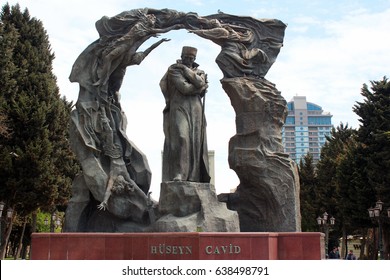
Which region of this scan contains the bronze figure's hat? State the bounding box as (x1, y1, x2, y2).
(181, 46, 197, 56)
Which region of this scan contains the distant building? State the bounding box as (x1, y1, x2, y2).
(282, 96, 333, 164)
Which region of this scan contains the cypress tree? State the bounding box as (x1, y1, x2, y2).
(354, 77, 390, 201)
(0, 3, 79, 257)
(0, 7, 17, 140)
(315, 123, 356, 250)
(298, 153, 319, 231)
(353, 77, 390, 259)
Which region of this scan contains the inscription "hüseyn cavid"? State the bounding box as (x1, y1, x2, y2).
(205, 244, 241, 255)
(150, 244, 192, 255)
(150, 243, 242, 255)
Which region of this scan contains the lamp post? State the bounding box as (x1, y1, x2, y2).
(317, 211, 335, 257)
(49, 212, 63, 232)
(368, 200, 390, 260)
(50, 212, 57, 233)
(55, 216, 62, 231)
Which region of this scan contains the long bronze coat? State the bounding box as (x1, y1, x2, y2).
(160, 61, 210, 182)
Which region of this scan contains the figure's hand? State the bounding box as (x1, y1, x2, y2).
(160, 38, 171, 43)
(175, 63, 187, 70)
(97, 202, 107, 211)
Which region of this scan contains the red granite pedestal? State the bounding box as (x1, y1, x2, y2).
(31, 232, 325, 260)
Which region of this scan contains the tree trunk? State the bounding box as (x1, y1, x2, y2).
(14, 218, 27, 259)
(0, 215, 14, 259)
(383, 224, 389, 260)
(370, 227, 378, 260)
(31, 211, 37, 233)
(341, 226, 347, 259)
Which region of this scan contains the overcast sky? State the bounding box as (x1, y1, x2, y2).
(5, 0, 390, 197)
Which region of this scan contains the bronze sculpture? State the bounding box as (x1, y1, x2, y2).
(160, 46, 210, 183)
(65, 8, 300, 233)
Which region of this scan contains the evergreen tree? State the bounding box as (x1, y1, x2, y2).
(315, 123, 356, 251)
(316, 123, 355, 216)
(353, 77, 390, 202)
(0, 11, 17, 139)
(0, 3, 79, 257)
(336, 137, 374, 230)
(298, 153, 318, 231)
(353, 77, 390, 259)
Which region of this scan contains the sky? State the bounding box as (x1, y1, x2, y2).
(4, 0, 390, 197)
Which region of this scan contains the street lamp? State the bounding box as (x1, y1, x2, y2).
(50, 212, 57, 233)
(317, 211, 335, 258)
(368, 200, 390, 260)
(55, 216, 62, 230)
(49, 212, 63, 232)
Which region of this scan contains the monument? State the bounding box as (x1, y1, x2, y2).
(62, 8, 300, 233)
(32, 8, 314, 260)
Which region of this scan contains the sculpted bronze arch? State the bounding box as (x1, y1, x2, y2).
(64, 8, 301, 232)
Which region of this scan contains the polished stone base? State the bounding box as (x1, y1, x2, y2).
(31, 232, 324, 260)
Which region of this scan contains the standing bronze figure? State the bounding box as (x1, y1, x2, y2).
(160, 46, 210, 183)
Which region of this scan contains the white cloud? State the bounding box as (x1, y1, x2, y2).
(268, 8, 390, 129)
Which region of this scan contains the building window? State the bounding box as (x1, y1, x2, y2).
(308, 116, 331, 125)
(286, 116, 295, 124)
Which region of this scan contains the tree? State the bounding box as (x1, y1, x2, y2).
(0, 100, 11, 138)
(335, 137, 375, 259)
(354, 77, 390, 202)
(0, 3, 79, 259)
(298, 153, 318, 231)
(316, 124, 355, 213)
(315, 123, 356, 253)
(353, 77, 390, 259)
(0, 11, 17, 140)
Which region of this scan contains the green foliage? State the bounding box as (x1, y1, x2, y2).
(0, 3, 79, 220)
(353, 77, 390, 202)
(307, 123, 358, 240)
(316, 123, 355, 217)
(299, 153, 319, 231)
(35, 211, 51, 233)
(305, 77, 390, 258)
(335, 135, 374, 229)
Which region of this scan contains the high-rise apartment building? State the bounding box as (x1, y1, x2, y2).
(282, 96, 333, 164)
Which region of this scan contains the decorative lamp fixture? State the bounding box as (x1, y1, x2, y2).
(56, 218, 61, 228)
(368, 207, 375, 218)
(376, 200, 384, 212)
(323, 212, 328, 222)
(0, 201, 5, 217)
(374, 207, 381, 218)
(6, 208, 13, 219)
